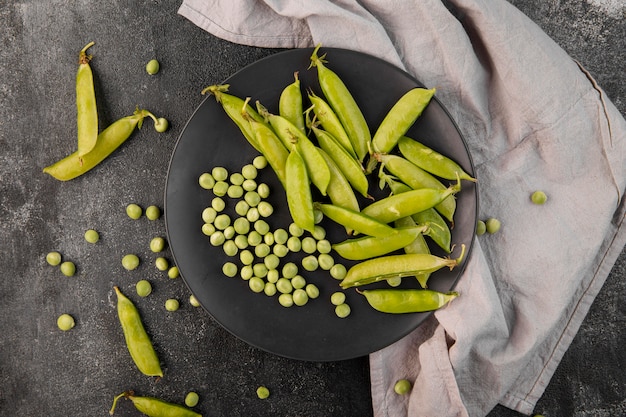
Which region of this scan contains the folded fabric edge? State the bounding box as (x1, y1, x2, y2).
(177, 3, 313, 49)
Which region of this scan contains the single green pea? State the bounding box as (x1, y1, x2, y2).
(278, 293, 293, 307)
(211, 166, 228, 181)
(256, 386, 270, 399)
(282, 262, 298, 279)
(253, 155, 268, 169)
(234, 234, 249, 249)
(291, 275, 306, 289)
(387, 276, 402, 287)
(486, 218, 501, 234)
(198, 172, 215, 190)
(273, 244, 289, 257)
(254, 220, 270, 235)
(476, 220, 486, 236)
(249, 277, 265, 293)
(213, 181, 229, 196)
(317, 239, 332, 254)
(201, 223, 216, 236)
(305, 283, 320, 299)
(312, 225, 326, 240)
(313, 209, 324, 225)
(185, 392, 200, 408)
(264, 282, 277, 296)
(167, 266, 179, 279)
(146, 59, 160, 75)
(252, 263, 268, 278)
(223, 240, 239, 257)
(230, 172, 245, 185)
(247, 231, 263, 246)
(245, 191, 261, 207)
(257, 183, 270, 199)
(241, 164, 258, 180)
(263, 232, 275, 246)
(222, 262, 238, 277)
(150, 236, 166, 253)
(273, 229, 288, 245)
(227, 185, 244, 199)
(394, 379, 412, 395)
(223, 226, 236, 240)
(240, 265, 254, 280)
(46, 251, 62, 266)
(264, 254, 280, 270)
(154, 117, 169, 133)
(214, 214, 231, 230)
(165, 299, 179, 311)
(293, 289, 309, 306)
(202, 207, 218, 223)
(331, 292, 346, 305)
(242, 179, 257, 191)
(145, 205, 161, 220)
(235, 200, 250, 216)
(57, 313, 75, 331)
(212, 197, 226, 212)
(84, 229, 99, 243)
(335, 303, 351, 318)
(287, 236, 301, 252)
(330, 263, 347, 280)
(233, 218, 250, 235)
(121, 254, 139, 271)
(257, 201, 273, 218)
(266, 269, 279, 284)
(276, 278, 293, 294)
(240, 250, 254, 265)
(136, 279, 152, 297)
(289, 222, 304, 237)
(155, 257, 169, 271)
(301, 237, 317, 254)
(531, 190, 548, 205)
(126, 203, 142, 219)
(302, 255, 319, 272)
(209, 231, 226, 246)
(189, 295, 201, 307)
(246, 207, 260, 222)
(318, 253, 335, 270)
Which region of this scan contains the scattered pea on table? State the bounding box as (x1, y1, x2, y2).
(57, 313, 75, 331)
(46, 251, 62, 266)
(84, 229, 99, 243)
(394, 379, 412, 395)
(145, 59, 160, 75)
(60, 261, 76, 277)
(126, 203, 142, 219)
(165, 299, 180, 312)
(145, 205, 161, 220)
(136, 280, 152, 297)
(256, 386, 270, 399)
(122, 254, 140, 271)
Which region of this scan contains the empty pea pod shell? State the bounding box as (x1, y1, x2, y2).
(398, 136, 476, 182)
(359, 288, 459, 314)
(110, 391, 202, 417)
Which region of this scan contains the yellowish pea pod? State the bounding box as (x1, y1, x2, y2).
(110, 391, 201, 417)
(76, 41, 98, 156)
(359, 288, 459, 314)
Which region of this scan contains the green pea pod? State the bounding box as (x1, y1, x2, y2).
(359, 289, 459, 314)
(307, 91, 357, 159)
(332, 226, 427, 261)
(340, 245, 465, 289)
(315, 203, 397, 238)
(395, 216, 431, 288)
(201, 84, 265, 153)
(310, 44, 371, 162)
(76, 41, 98, 156)
(113, 287, 163, 378)
(110, 391, 201, 417)
(311, 125, 369, 197)
(317, 148, 360, 213)
(285, 146, 315, 233)
(398, 136, 476, 182)
(279, 72, 305, 133)
(43, 108, 152, 181)
(378, 153, 456, 222)
(371, 87, 435, 155)
(248, 116, 289, 187)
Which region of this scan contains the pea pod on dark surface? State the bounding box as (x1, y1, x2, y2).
(279, 72, 305, 133)
(307, 91, 356, 159)
(359, 288, 459, 314)
(76, 41, 98, 156)
(317, 148, 360, 214)
(332, 226, 428, 261)
(398, 136, 476, 182)
(394, 216, 431, 288)
(315, 202, 398, 238)
(110, 391, 202, 417)
(286, 146, 315, 233)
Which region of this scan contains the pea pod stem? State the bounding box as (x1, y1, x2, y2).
(76, 41, 98, 156)
(110, 391, 202, 417)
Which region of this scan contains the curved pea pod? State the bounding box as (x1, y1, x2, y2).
(110, 391, 202, 417)
(308, 91, 356, 159)
(371, 87, 436, 155)
(398, 136, 476, 182)
(378, 153, 456, 222)
(332, 226, 428, 261)
(43, 108, 152, 181)
(359, 289, 459, 314)
(317, 148, 360, 213)
(413, 208, 452, 253)
(361, 182, 460, 225)
(248, 116, 288, 187)
(76, 41, 98, 156)
(201, 84, 265, 153)
(113, 287, 163, 377)
(279, 72, 305, 133)
(340, 244, 465, 289)
(309, 44, 371, 162)
(315, 203, 397, 238)
(286, 146, 315, 233)
(395, 216, 431, 288)
(311, 125, 369, 197)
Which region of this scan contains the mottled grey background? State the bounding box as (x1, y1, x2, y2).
(0, 1, 624, 416)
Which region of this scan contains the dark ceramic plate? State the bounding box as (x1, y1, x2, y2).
(165, 47, 477, 362)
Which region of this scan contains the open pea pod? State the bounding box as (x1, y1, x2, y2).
(76, 41, 98, 156)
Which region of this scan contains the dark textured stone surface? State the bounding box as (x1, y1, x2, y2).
(0, 1, 623, 416)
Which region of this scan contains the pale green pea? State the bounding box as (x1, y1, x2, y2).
(198, 172, 215, 189)
(247, 231, 263, 246)
(240, 265, 254, 280)
(312, 225, 326, 240)
(256, 386, 270, 399)
(84, 229, 99, 243)
(335, 303, 351, 318)
(476, 220, 486, 236)
(168, 266, 179, 279)
(254, 220, 270, 235)
(330, 263, 347, 280)
(223, 240, 238, 257)
(146, 205, 161, 220)
(387, 276, 402, 287)
(287, 236, 301, 252)
(241, 164, 258, 179)
(317, 239, 331, 254)
(253, 155, 267, 169)
(302, 255, 319, 272)
(282, 262, 298, 279)
(150, 237, 166, 253)
(263, 232, 275, 246)
(230, 172, 244, 185)
(264, 282, 277, 296)
(201, 223, 216, 236)
(531, 190, 548, 205)
(273, 244, 289, 257)
(264, 254, 280, 270)
(276, 278, 293, 294)
(155, 257, 169, 271)
(245, 191, 261, 207)
(331, 292, 346, 305)
(235, 200, 250, 216)
(213, 181, 229, 196)
(305, 284, 320, 299)
(302, 237, 317, 254)
(249, 277, 265, 293)
(313, 209, 324, 225)
(257, 183, 270, 199)
(223, 226, 235, 240)
(57, 313, 75, 331)
(202, 207, 218, 223)
(394, 379, 412, 395)
(242, 179, 257, 191)
(293, 289, 309, 306)
(211, 197, 226, 212)
(486, 218, 501, 234)
(211, 166, 228, 181)
(136, 279, 152, 297)
(254, 243, 271, 258)
(289, 222, 304, 237)
(278, 293, 293, 307)
(240, 250, 254, 265)
(46, 251, 62, 266)
(214, 214, 231, 230)
(273, 229, 288, 245)
(291, 275, 306, 289)
(318, 253, 334, 270)
(209, 231, 225, 246)
(165, 299, 179, 311)
(185, 392, 200, 408)
(227, 185, 244, 199)
(253, 263, 268, 278)
(121, 254, 139, 271)
(246, 207, 260, 222)
(234, 234, 249, 249)
(266, 269, 279, 283)
(257, 201, 273, 218)
(126, 203, 142, 219)
(189, 295, 201, 307)
(146, 59, 160, 75)
(233, 218, 250, 235)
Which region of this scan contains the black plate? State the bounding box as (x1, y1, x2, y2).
(165, 47, 477, 362)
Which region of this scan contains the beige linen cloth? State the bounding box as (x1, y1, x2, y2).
(178, 1, 626, 416)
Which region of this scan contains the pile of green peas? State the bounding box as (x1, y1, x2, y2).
(199, 157, 350, 315)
